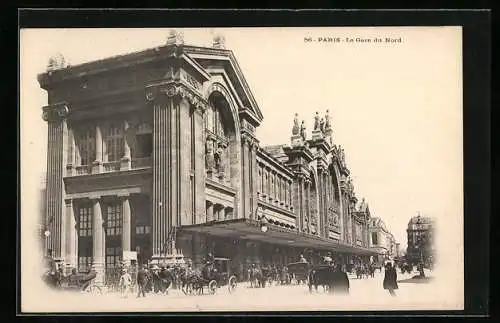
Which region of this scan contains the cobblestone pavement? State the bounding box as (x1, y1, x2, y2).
(30, 269, 450, 312)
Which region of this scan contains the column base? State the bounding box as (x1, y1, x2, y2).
(91, 261, 105, 286)
(91, 161, 103, 174)
(120, 156, 131, 171)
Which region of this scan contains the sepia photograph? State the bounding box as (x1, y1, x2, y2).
(20, 26, 464, 312)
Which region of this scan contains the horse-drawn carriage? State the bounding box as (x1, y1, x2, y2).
(42, 258, 102, 294)
(181, 257, 237, 295)
(286, 262, 309, 285)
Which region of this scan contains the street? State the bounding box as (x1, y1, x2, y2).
(26, 269, 453, 312)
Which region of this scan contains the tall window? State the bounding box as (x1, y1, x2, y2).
(372, 232, 378, 245)
(78, 204, 92, 237)
(78, 246, 92, 273)
(77, 128, 95, 166)
(136, 122, 153, 158)
(77, 202, 93, 272)
(105, 203, 122, 236)
(105, 246, 122, 270)
(205, 101, 228, 141)
(258, 169, 262, 192)
(105, 123, 124, 162)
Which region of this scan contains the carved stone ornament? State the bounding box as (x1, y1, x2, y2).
(146, 83, 209, 113)
(300, 121, 307, 141)
(42, 103, 69, 122)
(166, 30, 185, 46)
(46, 53, 67, 72)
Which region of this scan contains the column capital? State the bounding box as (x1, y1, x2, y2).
(42, 102, 69, 123)
(89, 195, 101, 201)
(145, 81, 209, 113)
(64, 198, 73, 205)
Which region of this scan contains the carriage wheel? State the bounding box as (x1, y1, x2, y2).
(208, 280, 217, 295)
(84, 283, 102, 295)
(228, 276, 237, 294)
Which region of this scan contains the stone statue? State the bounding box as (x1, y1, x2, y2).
(214, 143, 225, 173)
(292, 113, 300, 136)
(340, 147, 345, 165)
(320, 118, 325, 133)
(213, 33, 226, 49)
(313, 112, 320, 130)
(325, 110, 331, 130)
(205, 139, 215, 169)
(166, 29, 185, 46)
(300, 121, 307, 141)
(46, 53, 67, 72)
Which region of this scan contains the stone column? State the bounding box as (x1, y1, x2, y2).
(92, 125, 103, 174)
(121, 194, 132, 262)
(64, 199, 78, 272)
(42, 103, 69, 259)
(206, 201, 214, 222)
(120, 120, 131, 171)
(250, 142, 258, 218)
(91, 197, 105, 285)
(66, 127, 75, 177)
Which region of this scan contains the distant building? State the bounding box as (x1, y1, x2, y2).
(406, 214, 435, 265)
(369, 217, 398, 263)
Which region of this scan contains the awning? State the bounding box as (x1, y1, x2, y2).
(179, 218, 378, 256)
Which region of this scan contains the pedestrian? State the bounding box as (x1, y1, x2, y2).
(119, 268, 132, 298)
(332, 263, 350, 295)
(136, 264, 148, 298)
(383, 262, 398, 296)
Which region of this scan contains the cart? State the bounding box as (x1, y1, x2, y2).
(194, 257, 238, 295)
(286, 261, 310, 285)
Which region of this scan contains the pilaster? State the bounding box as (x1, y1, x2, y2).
(42, 102, 69, 259)
(145, 77, 209, 258)
(91, 197, 105, 285)
(64, 198, 77, 271)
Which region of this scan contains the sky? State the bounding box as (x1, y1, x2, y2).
(20, 27, 463, 253)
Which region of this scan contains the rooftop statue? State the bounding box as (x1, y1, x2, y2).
(46, 53, 67, 72)
(300, 121, 307, 141)
(213, 33, 226, 49)
(313, 111, 320, 130)
(292, 113, 300, 135)
(320, 118, 325, 133)
(325, 109, 331, 130)
(166, 29, 185, 46)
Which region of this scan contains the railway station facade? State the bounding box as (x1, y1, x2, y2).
(38, 32, 377, 284)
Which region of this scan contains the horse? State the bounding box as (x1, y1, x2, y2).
(308, 265, 335, 293)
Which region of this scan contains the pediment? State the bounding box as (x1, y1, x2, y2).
(183, 46, 264, 126)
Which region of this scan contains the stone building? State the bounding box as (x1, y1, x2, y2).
(38, 32, 376, 283)
(406, 214, 435, 265)
(369, 217, 398, 263)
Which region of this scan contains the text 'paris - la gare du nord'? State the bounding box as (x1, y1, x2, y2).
(304, 36, 402, 43)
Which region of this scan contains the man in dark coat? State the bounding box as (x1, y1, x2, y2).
(136, 264, 148, 298)
(383, 262, 398, 296)
(332, 264, 350, 295)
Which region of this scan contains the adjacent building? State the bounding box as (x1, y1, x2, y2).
(406, 214, 435, 265)
(368, 217, 398, 263)
(37, 31, 377, 284)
